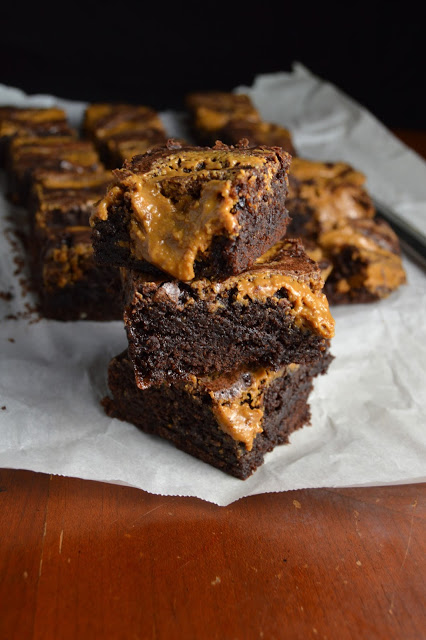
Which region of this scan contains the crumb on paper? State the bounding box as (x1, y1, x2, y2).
(3, 304, 41, 324)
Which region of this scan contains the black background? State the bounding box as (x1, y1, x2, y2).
(2, 2, 423, 129)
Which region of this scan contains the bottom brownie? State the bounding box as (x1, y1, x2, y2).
(103, 349, 333, 479)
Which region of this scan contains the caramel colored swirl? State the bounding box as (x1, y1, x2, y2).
(288, 157, 375, 234)
(128, 176, 239, 281)
(229, 270, 334, 338)
(209, 368, 287, 450)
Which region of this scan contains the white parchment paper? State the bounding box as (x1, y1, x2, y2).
(1, 64, 425, 506)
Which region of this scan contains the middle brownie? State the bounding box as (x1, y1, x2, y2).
(123, 238, 335, 389)
(90, 139, 292, 281)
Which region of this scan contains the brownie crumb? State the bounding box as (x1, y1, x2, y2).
(0, 290, 13, 301)
(8, 337, 15, 343)
(1, 406, 6, 410)
(3, 303, 41, 323)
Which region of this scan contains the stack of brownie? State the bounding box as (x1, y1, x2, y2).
(91, 139, 335, 479)
(186, 92, 406, 304)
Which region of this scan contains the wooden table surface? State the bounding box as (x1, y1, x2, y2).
(1, 131, 425, 640)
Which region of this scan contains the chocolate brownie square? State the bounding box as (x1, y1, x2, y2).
(105, 129, 169, 168)
(320, 218, 406, 304)
(29, 169, 112, 230)
(286, 157, 375, 241)
(83, 103, 166, 167)
(0, 106, 74, 165)
(103, 348, 333, 479)
(122, 239, 334, 388)
(7, 136, 103, 205)
(91, 139, 292, 281)
(186, 91, 261, 145)
(34, 225, 122, 321)
(284, 158, 406, 303)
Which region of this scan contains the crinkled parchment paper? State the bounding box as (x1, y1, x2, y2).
(0, 64, 425, 506)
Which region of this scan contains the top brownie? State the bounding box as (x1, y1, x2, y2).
(91, 139, 292, 281)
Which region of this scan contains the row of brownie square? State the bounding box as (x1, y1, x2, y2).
(0, 113, 121, 320)
(0, 102, 176, 321)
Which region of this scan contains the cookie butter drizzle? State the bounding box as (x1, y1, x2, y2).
(95, 149, 271, 281)
(204, 365, 299, 451)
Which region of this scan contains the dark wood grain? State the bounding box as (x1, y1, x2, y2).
(1, 130, 425, 640)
